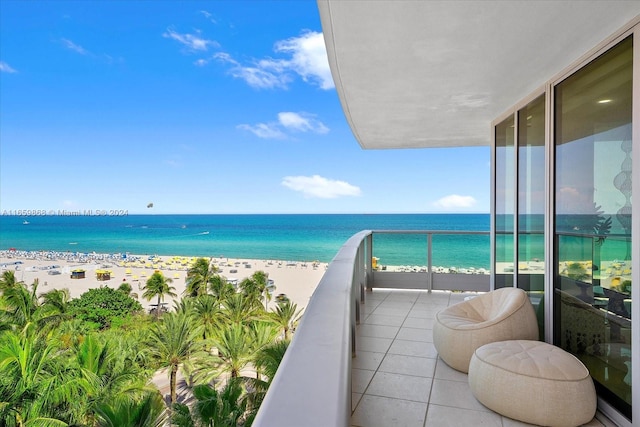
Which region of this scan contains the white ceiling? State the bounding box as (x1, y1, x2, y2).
(318, 1, 640, 149)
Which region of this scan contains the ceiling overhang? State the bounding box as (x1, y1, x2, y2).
(318, 1, 640, 149)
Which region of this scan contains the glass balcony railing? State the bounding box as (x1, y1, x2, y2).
(253, 230, 490, 427)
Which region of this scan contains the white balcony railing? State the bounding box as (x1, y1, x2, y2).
(253, 230, 489, 427)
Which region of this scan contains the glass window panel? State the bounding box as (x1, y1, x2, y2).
(518, 95, 545, 338)
(554, 36, 633, 419)
(495, 116, 515, 288)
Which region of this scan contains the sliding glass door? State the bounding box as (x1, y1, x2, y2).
(554, 36, 633, 418)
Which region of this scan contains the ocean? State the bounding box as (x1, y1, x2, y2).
(0, 214, 491, 268)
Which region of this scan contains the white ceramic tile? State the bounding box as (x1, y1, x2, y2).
(356, 336, 393, 353)
(501, 416, 539, 426)
(434, 358, 468, 382)
(388, 340, 438, 358)
(362, 314, 405, 327)
(352, 350, 385, 371)
(352, 392, 362, 412)
(385, 294, 419, 302)
(425, 404, 502, 427)
(411, 301, 445, 310)
(397, 327, 432, 342)
(357, 323, 400, 339)
(376, 300, 415, 309)
(407, 308, 437, 319)
(351, 395, 427, 427)
(429, 379, 489, 412)
(378, 353, 437, 378)
(361, 305, 378, 315)
(366, 291, 390, 300)
(372, 306, 411, 317)
(402, 317, 432, 329)
(365, 371, 433, 402)
(352, 368, 375, 394)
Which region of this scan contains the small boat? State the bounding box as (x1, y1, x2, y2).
(22, 220, 30, 225)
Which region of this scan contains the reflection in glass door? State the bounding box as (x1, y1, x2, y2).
(554, 36, 633, 419)
(518, 95, 545, 338)
(495, 116, 515, 288)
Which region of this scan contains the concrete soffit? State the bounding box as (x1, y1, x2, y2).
(317, 0, 640, 150)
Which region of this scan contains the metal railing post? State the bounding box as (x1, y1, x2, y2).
(427, 233, 433, 292)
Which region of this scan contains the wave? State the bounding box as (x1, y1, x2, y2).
(178, 231, 210, 237)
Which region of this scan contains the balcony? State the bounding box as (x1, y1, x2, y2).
(253, 231, 617, 427)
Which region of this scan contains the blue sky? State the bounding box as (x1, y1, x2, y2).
(0, 1, 489, 214)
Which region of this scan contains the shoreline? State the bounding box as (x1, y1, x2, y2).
(0, 249, 328, 312)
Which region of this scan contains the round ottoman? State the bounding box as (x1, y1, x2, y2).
(468, 340, 596, 427)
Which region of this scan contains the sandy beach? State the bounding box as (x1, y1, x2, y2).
(0, 250, 328, 312)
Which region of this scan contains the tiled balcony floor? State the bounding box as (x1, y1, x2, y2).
(350, 289, 616, 427)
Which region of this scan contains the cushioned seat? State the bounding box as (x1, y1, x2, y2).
(468, 340, 596, 427)
(433, 287, 539, 372)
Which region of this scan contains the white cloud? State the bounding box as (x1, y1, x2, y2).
(214, 52, 289, 89)
(163, 28, 218, 52)
(216, 31, 333, 90)
(278, 112, 329, 134)
(199, 10, 217, 24)
(274, 31, 334, 90)
(194, 58, 208, 67)
(233, 66, 290, 89)
(238, 112, 329, 139)
(282, 175, 361, 199)
(237, 123, 286, 139)
(0, 61, 17, 73)
(58, 39, 121, 65)
(432, 194, 477, 209)
(61, 38, 89, 55)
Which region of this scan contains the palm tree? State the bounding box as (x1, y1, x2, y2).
(246, 321, 279, 385)
(0, 325, 89, 426)
(38, 288, 71, 329)
(208, 275, 235, 306)
(193, 295, 224, 341)
(269, 300, 303, 340)
(0, 270, 20, 292)
(239, 271, 270, 309)
(193, 380, 246, 426)
(118, 282, 138, 300)
(220, 293, 261, 327)
(75, 333, 150, 412)
(244, 339, 290, 420)
(143, 272, 176, 319)
(248, 321, 279, 364)
(146, 311, 205, 405)
(212, 323, 254, 379)
(0, 280, 72, 333)
(94, 391, 168, 427)
(185, 258, 218, 298)
(170, 403, 195, 427)
(172, 380, 247, 427)
(1, 278, 40, 328)
(252, 340, 290, 385)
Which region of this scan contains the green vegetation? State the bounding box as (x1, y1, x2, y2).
(68, 286, 143, 330)
(0, 258, 303, 426)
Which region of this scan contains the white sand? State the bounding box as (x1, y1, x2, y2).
(0, 252, 328, 312)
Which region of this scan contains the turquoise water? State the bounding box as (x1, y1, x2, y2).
(0, 214, 490, 268)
